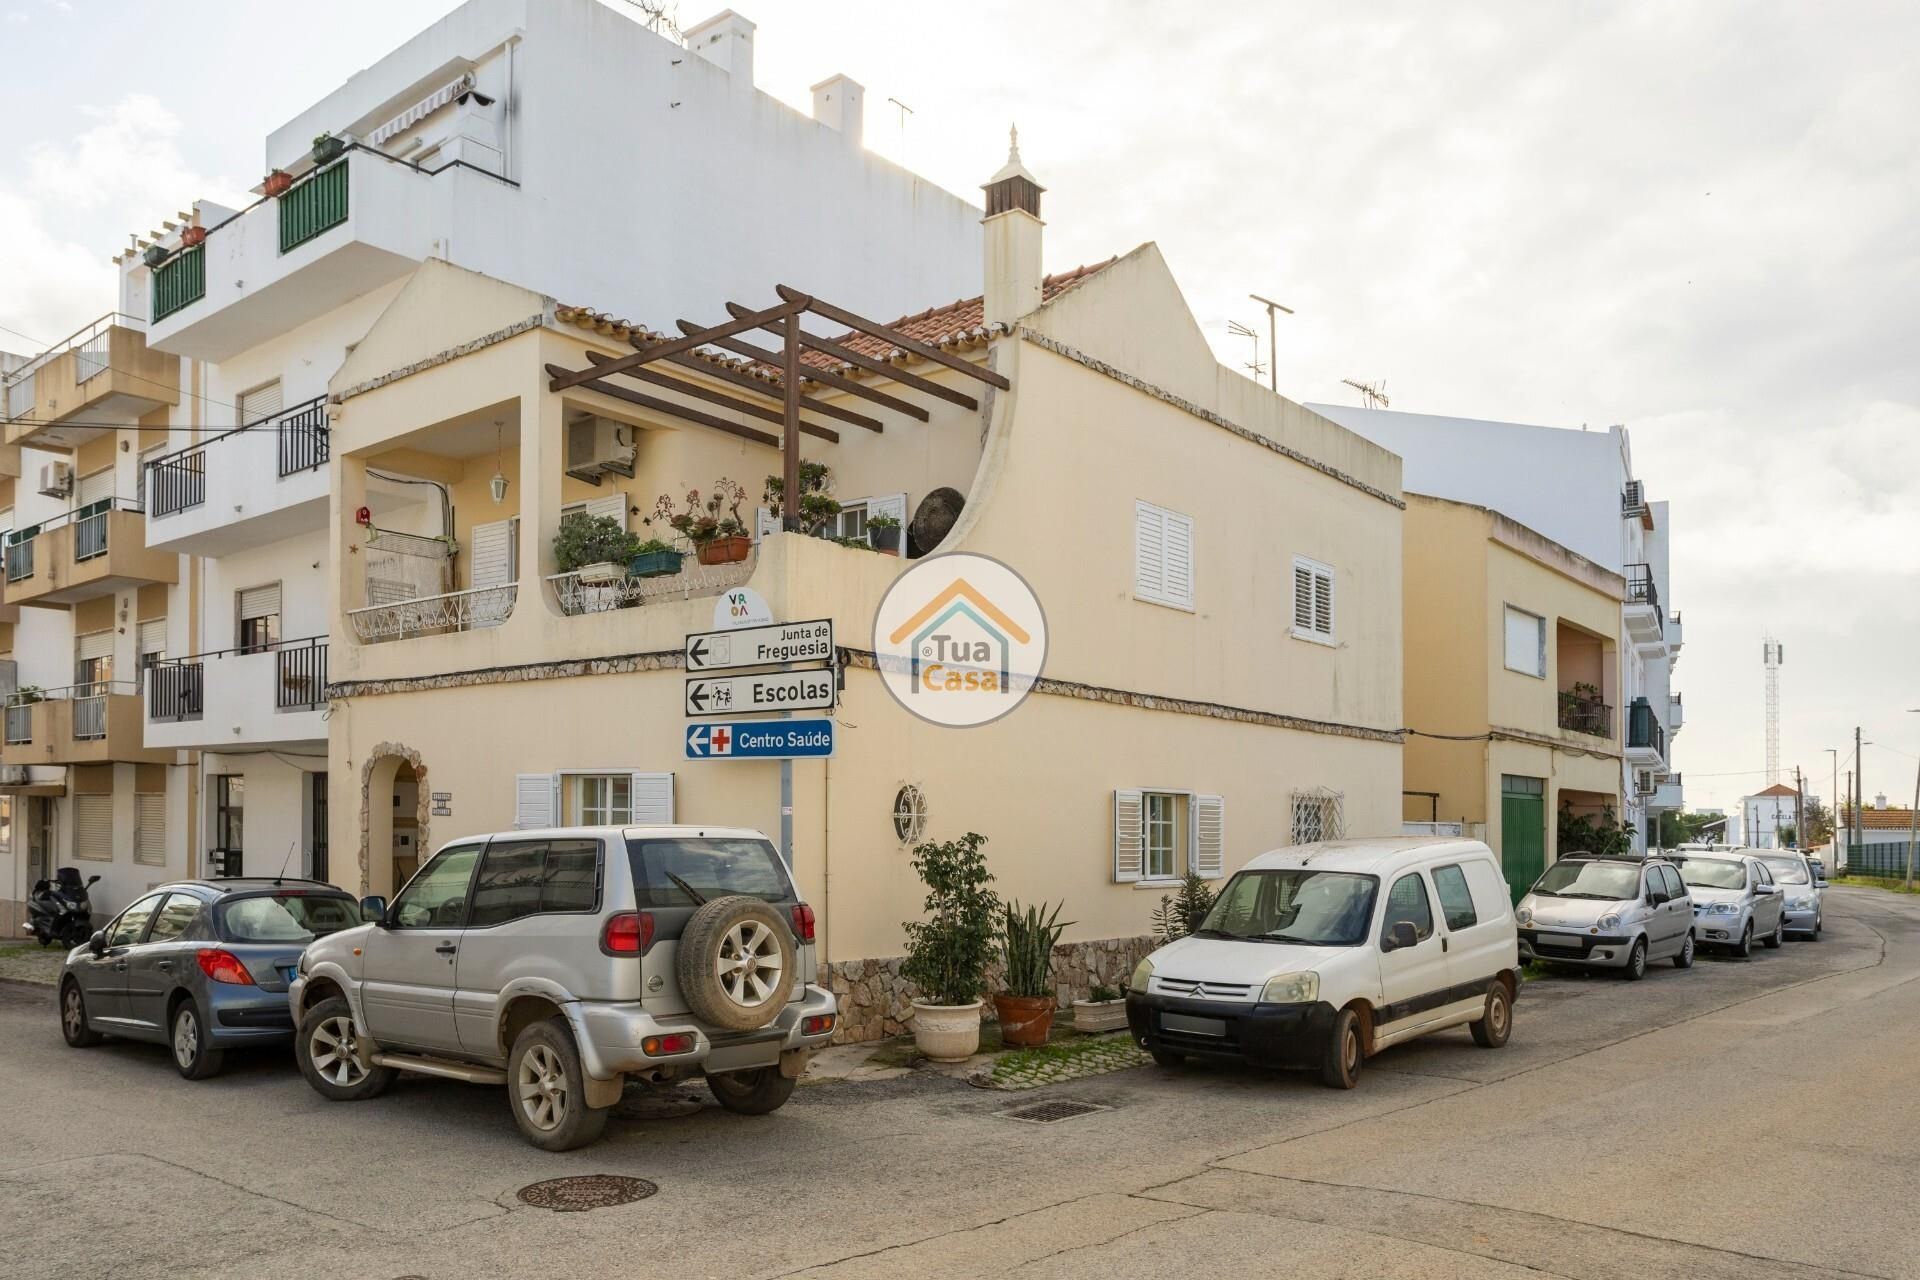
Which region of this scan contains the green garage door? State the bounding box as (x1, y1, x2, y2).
(1500, 775, 1546, 904)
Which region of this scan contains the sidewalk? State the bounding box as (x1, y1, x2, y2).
(803, 1009, 1147, 1091)
(0, 944, 64, 989)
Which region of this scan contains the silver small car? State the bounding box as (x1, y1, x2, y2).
(1674, 852, 1787, 957)
(1755, 850, 1825, 938)
(1516, 855, 1695, 978)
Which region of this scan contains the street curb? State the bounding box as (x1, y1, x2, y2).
(0, 977, 57, 998)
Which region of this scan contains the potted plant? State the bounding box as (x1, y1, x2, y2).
(552, 511, 640, 582)
(763, 461, 842, 536)
(866, 513, 902, 555)
(657, 480, 751, 565)
(1075, 983, 1129, 1034)
(15, 685, 44, 705)
(993, 899, 1072, 1047)
(311, 132, 346, 166)
(142, 244, 169, 269)
(264, 168, 294, 197)
(627, 537, 683, 579)
(900, 832, 1000, 1062)
(180, 224, 207, 249)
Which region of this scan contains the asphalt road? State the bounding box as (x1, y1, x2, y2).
(3, 887, 1916, 1280)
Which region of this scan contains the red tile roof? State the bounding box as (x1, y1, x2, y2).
(1751, 783, 1799, 798)
(1842, 808, 1920, 830)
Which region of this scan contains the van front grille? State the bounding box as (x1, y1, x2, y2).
(1152, 977, 1254, 1001)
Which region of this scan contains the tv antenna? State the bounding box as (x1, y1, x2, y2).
(886, 97, 914, 129)
(1248, 293, 1293, 392)
(1342, 377, 1389, 409)
(621, 0, 683, 39)
(1226, 321, 1267, 384)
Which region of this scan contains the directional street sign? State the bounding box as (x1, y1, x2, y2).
(684, 619, 833, 673)
(685, 718, 836, 760)
(686, 669, 834, 717)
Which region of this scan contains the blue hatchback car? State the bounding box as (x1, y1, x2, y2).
(58, 879, 364, 1079)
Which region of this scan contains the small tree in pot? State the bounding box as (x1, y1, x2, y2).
(866, 512, 902, 555)
(994, 899, 1072, 1046)
(553, 511, 642, 582)
(900, 832, 1000, 1061)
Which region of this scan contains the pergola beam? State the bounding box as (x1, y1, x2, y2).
(547, 299, 803, 392)
(776, 284, 1010, 390)
(543, 364, 780, 449)
(677, 318, 930, 423)
(631, 341, 885, 433)
(582, 351, 840, 444)
(727, 304, 980, 412)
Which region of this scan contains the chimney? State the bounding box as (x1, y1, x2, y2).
(684, 10, 756, 99)
(1876, 793, 1888, 809)
(810, 74, 864, 149)
(980, 124, 1044, 326)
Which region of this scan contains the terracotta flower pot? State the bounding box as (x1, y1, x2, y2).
(992, 993, 1056, 1047)
(180, 226, 207, 248)
(910, 1000, 982, 1061)
(264, 170, 294, 197)
(696, 534, 751, 565)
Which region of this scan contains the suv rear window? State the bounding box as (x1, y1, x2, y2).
(625, 837, 795, 908)
(218, 892, 360, 942)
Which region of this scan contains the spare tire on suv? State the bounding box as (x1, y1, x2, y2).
(677, 895, 797, 1031)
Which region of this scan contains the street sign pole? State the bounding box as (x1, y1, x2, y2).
(780, 654, 793, 864)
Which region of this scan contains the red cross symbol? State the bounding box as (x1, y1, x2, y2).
(711, 726, 732, 755)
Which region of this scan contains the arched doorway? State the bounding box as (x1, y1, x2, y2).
(358, 744, 430, 898)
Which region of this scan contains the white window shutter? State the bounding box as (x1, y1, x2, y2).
(1191, 794, 1225, 879)
(1314, 569, 1334, 638)
(1134, 502, 1165, 603)
(582, 494, 627, 527)
(76, 469, 114, 507)
(138, 619, 168, 658)
(1114, 788, 1144, 883)
(238, 380, 283, 425)
(1164, 509, 1194, 609)
(135, 793, 167, 866)
(630, 772, 674, 824)
(515, 773, 554, 829)
(74, 794, 113, 860)
(1293, 563, 1315, 632)
(76, 630, 113, 662)
(237, 584, 281, 620)
(470, 519, 517, 588)
(868, 492, 908, 527)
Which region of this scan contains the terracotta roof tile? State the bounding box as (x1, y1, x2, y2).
(1751, 783, 1799, 798)
(1842, 807, 1920, 830)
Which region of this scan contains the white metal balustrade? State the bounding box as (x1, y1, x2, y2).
(347, 583, 518, 642)
(4, 703, 31, 745)
(546, 556, 756, 616)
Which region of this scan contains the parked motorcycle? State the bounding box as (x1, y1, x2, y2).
(26, 868, 100, 949)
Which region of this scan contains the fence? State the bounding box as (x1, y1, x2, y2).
(148, 661, 205, 722)
(1844, 843, 1916, 878)
(148, 449, 206, 517)
(277, 398, 331, 476)
(276, 638, 329, 710)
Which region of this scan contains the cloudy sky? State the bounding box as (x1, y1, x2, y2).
(3, 0, 1916, 814)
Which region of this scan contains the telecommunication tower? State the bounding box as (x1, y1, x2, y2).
(1763, 636, 1783, 784)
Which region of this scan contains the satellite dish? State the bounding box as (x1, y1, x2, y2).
(908, 488, 965, 558)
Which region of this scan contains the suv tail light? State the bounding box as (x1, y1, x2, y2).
(196, 948, 257, 986)
(790, 903, 816, 943)
(601, 911, 655, 955)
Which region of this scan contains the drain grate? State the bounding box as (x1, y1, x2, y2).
(516, 1175, 658, 1212)
(1000, 1099, 1112, 1124)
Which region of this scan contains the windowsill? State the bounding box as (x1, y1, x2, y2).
(1135, 593, 1195, 614)
(1133, 877, 1182, 890)
(1291, 628, 1337, 647)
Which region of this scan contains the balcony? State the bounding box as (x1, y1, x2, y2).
(3, 500, 178, 608)
(348, 583, 517, 644)
(144, 396, 333, 556)
(546, 555, 758, 617)
(1, 682, 172, 766)
(1556, 692, 1613, 740)
(1625, 697, 1667, 766)
(1664, 610, 1684, 654)
(1623, 563, 1665, 649)
(1668, 692, 1684, 732)
(144, 637, 328, 751)
(1652, 774, 1685, 811)
(0, 314, 179, 451)
(145, 147, 519, 362)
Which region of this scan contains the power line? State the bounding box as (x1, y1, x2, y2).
(0, 320, 50, 348)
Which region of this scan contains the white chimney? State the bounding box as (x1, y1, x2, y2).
(810, 74, 864, 149)
(980, 125, 1044, 326)
(1876, 793, 1888, 808)
(684, 10, 756, 98)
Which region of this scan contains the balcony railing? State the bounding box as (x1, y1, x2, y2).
(152, 245, 206, 321)
(277, 398, 330, 476)
(147, 659, 205, 723)
(3, 370, 33, 421)
(5, 533, 34, 583)
(348, 583, 517, 642)
(73, 684, 109, 740)
(1556, 695, 1613, 738)
(546, 554, 757, 617)
(0, 312, 142, 421)
(1627, 698, 1666, 758)
(74, 504, 110, 561)
(1625, 563, 1663, 627)
(149, 449, 206, 517)
(276, 637, 329, 710)
(280, 158, 350, 252)
(4, 702, 30, 745)
(145, 395, 328, 517)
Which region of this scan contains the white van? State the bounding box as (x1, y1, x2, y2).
(1126, 838, 1519, 1087)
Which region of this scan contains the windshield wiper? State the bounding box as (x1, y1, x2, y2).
(664, 872, 709, 907)
(1259, 933, 1332, 945)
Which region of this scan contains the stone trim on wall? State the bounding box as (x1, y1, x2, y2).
(823, 934, 1157, 1044)
(1017, 327, 1407, 511)
(357, 742, 431, 897)
(333, 311, 548, 405)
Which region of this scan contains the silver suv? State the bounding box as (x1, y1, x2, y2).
(289, 826, 837, 1150)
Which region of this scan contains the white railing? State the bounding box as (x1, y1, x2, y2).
(4, 370, 33, 421)
(75, 330, 110, 383)
(545, 555, 756, 616)
(0, 311, 141, 420)
(347, 583, 517, 642)
(73, 692, 107, 740)
(4, 703, 31, 745)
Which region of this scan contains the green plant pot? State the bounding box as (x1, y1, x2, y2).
(312, 137, 346, 166)
(868, 525, 901, 554)
(628, 549, 684, 578)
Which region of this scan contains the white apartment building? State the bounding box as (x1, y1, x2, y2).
(3, 0, 985, 924)
(1740, 783, 1815, 848)
(1308, 407, 1685, 851)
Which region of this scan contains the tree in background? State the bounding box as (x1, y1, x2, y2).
(1559, 806, 1634, 857)
(1658, 810, 1726, 848)
(1802, 798, 1834, 848)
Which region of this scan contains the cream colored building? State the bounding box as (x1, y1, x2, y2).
(1400, 494, 1625, 901)
(321, 148, 1407, 1039)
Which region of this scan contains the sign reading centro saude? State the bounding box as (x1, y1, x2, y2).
(684, 619, 833, 672)
(872, 553, 1048, 727)
(685, 719, 836, 760)
(685, 670, 835, 716)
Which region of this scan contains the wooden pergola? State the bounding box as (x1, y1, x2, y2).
(546, 285, 1009, 530)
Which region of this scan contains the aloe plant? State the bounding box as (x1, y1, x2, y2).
(999, 899, 1073, 998)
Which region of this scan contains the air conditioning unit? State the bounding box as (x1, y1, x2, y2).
(1621, 480, 1645, 517)
(38, 461, 72, 499)
(564, 417, 636, 484)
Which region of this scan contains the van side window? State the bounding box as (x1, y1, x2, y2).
(1430, 864, 1477, 931)
(1382, 872, 1434, 943)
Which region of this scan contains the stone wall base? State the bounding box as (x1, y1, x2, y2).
(822, 934, 1158, 1044)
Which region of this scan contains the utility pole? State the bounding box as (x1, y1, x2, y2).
(1794, 766, 1805, 851)
(1905, 710, 1920, 891)
(1855, 725, 1864, 869)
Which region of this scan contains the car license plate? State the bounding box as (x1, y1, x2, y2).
(1161, 1013, 1227, 1037)
(277, 964, 296, 982)
(1535, 933, 1584, 951)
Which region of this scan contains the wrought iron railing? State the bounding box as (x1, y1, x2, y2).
(280, 158, 350, 252)
(347, 583, 517, 642)
(5, 533, 34, 583)
(1557, 696, 1612, 738)
(153, 245, 206, 321)
(1625, 563, 1663, 626)
(1628, 698, 1666, 757)
(4, 702, 31, 745)
(147, 660, 205, 723)
(545, 555, 756, 616)
(277, 398, 330, 476)
(276, 638, 328, 710)
(75, 507, 110, 561)
(148, 449, 206, 517)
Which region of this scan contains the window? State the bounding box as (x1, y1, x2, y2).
(1660, 865, 1687, 901)
(213, 776, 244, 855)
(1114, 789, 1224, 882)
(892, 784, 928, 845)
(468, 839, 603, 926)
(518, 772, 674, 829)
(573, 775, 632, 826)
(1291, 557, 1335, 644)
(1134, 500, 1195, 610)
(134, 792, 166, 866)
(218, 892, 358, 941)
(830, 493, 908, 543)
(73, 793, 112, 860)
(1431, 864, 1478, 931)
(1291, 790, 1343, 845)
(1503, 606, 1546, 678)
(146, 893, 202, 943)
(137, 618, 167, 690)
(390, 844, 482, 928)
(108, 894, 164, 948)
(74, 629, 112, 689)
(625, 836, 793, 909)
(237, 584, 281, 654)
(1144, 792, 1180, 879)
(1753, 861, 1773, 887)
(237, 379, 282, 426)
(1202, 869, 1379, 946)
(1381, 872, 1434, 943)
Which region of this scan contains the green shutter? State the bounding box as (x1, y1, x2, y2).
(279, 158, 350, 253)
(152, 246, 205, 321)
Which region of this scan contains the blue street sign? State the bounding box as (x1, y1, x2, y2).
(685, 718, 836, 761)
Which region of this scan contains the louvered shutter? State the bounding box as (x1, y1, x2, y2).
(76, 630, 113, 662)
(1114, 788, 1145, 883)
(630, 772, 674, 824)
(1163, 509, 1194, 609)
(1293, 563, 1316, 632)
(1134, 502, 1165, 603)
(1313, 569, 1334, 638)
(74, 794, 113, 860)
(138, 619, 167, 658)
(470, 519, 517, 588)
(1191, 794, 1225, 879)
(515, 773, 555, 829)
(565, 494, 627, 528)
(76, 469, 114, 507)
(238, 380, 283, 425)
(238, 584, 281, 620)
(135, 793, 167, 866)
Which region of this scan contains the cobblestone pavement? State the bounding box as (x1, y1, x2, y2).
(0, 944, 63, 988)
(977, 1033, 1151, 1090)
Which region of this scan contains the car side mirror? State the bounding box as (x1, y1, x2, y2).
(360, 895, 388, 924)
(88, 931, 107, 957)
(1815, 879, 1830, 889)
(1383, 921, 1419, 952)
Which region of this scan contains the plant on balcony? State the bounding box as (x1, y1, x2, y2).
(142, 244, 169, 269)
(311, 132, 347, 166)
(180, 224, 207, 249)
(866, 512, 902, 555)
(627, 537, 683, 579)
(655, 479, 751, 565)
(14, 685, 44, 704)
(1557, 805, 1633, 857)
(264, 168, 294, 198)
(763, 462, 842, 536)
(553, 512, 642, 581)
(1558, 681, 1608, 736)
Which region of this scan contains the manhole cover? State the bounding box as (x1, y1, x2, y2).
(1000, 1100, 1111, 1124)
(516, 1175, 658, 1212)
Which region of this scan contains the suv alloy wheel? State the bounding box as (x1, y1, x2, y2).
(297, 996, 396, 1101)
(508, 1018, 611, 1151)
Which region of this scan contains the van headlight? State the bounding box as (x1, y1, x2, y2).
(1260, 972, 1320, 1004)
(1515, 906, 1533, 926)
(1129, 957, 1155, 992)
